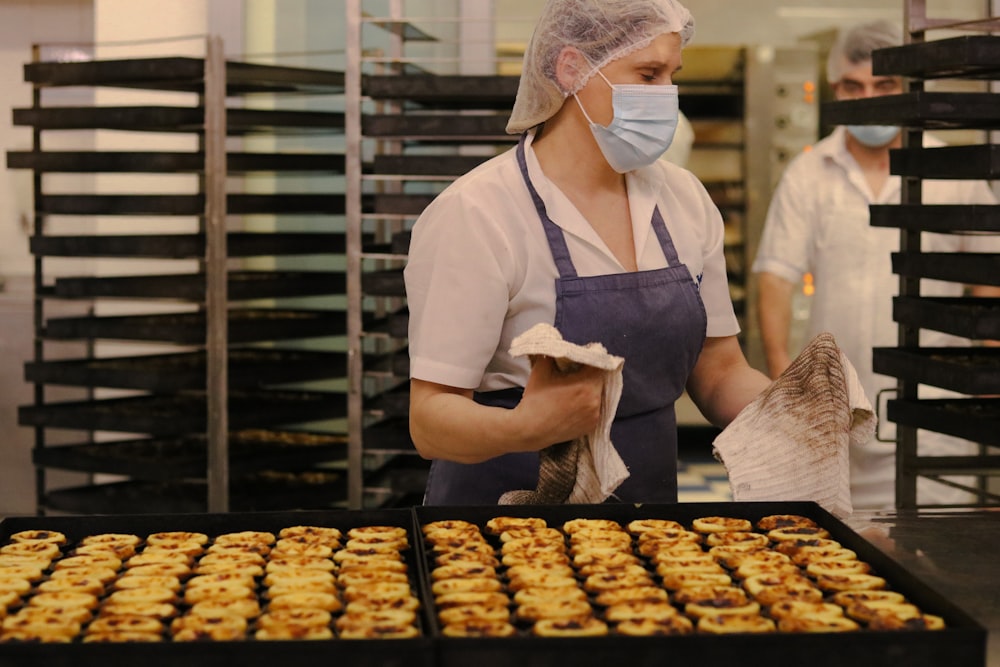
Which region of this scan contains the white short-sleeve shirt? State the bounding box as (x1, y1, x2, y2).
(752, 126, 1000, 508)
(405, 131, 738, 393)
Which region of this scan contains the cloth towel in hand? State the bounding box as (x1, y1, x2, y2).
(498, 323, 628, 505)
(712, 333, 876, 518)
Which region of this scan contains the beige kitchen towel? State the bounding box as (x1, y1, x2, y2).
(499, 322, 628, 505)
(712, 333, 876, 518)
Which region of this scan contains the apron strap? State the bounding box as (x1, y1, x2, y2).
(516, 134, 578, 279)
(650, 205, 682, 265)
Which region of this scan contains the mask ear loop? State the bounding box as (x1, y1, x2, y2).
(572, 68, 612, 126)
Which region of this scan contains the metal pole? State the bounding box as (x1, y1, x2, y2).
(345, 0, 364, 509)
(204, 35, 229, 513)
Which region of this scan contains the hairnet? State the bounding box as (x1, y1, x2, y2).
(506, 0, 695, 134)
(826, 19, 902, 84)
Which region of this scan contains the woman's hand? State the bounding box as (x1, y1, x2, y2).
(513, 355, 606, 452)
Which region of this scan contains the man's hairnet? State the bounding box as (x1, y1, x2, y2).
(826, 19, 902, 84)
(506, 0, 695, 134)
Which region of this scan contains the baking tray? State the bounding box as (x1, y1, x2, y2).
(41, 471, 349, 515)
(13, 106, 345, 134)
(32, 429, 347, 480)
(363, 113, 511, 142)
(7, 150, 346, 174)
(363, 269, 406, 297)
(822, 92, 1000, 130)
(24, 348, 347, 392)
(889, 146, 1000, 180)
(373, 154, 491, 178)
(414, 502, 985, 667)
(31, 232, 347, 257)
(43, 308, 346, 344)
(0, 509, 430, 667)
(872, 35, 1000, 80)
(362, 74, 519, 109)
(891, 252, 1000, 287)
(870, 204, 1000, 234)
(18, 389, 346, 435)
(888, 398, 1000, 448)
(872, 347, 1000, 395)
(371, 193, 437, 216)
(24, 57, 345, 95)
(50, 270, 347, 301)
(893, 296, 1000, 340)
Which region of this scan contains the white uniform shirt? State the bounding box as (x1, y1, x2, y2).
(753, 126, 1000, 507)
(405, 131, 739, 393)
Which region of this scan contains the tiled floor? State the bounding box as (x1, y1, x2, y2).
(677, 459, 732, 503)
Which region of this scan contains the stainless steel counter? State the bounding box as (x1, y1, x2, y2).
(844, 509, 1000, 667)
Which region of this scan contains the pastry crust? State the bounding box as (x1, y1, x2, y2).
(756, 515, 819, 532)
(814, 573, 887, 593)
(583, 571, 654, 593)
(659, 571, 732, 591)
(268, 591, 343, 612)
(10, 530, 67, 545)
(615, 615, 693, 636)
(254, 625, 334, 640)
(441, 619, 517, 638)
(82, 630, 163, 642)
(697, 612, 776, 634)
(562, 519, 621, 534)
(767, 526, 831, 542)
(434, 591, 509, 610)
(87, 614, 164, 635)
(438, 604, 511, 625)
(603, 600, 679, 623)
(691, 516, 753, 534)
(514, 586, 588, 607)
(867, 612, 945, 631)
(626, 519, 685, 535)
(768, 600, 845, 621)
(256, 607, 332, 629)
(532, 616, 608, 637)
(98, 601, 177, 620)
(514, 598, 592, 623)
(777, 616, 860, 633)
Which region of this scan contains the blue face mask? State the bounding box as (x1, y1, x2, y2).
(575, 70, 679, 173)
(846, 124, 900, 148)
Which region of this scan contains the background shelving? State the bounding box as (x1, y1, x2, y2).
(10, 44, 352, 513)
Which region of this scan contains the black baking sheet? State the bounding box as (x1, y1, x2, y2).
(414, 502, 985, 667)
(0, 509, 432, 667)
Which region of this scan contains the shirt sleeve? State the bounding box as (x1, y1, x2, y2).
(404, 183, 517, 389)
(751, 155, 816, 284)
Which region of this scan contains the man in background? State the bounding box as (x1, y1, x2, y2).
(752, 19, 1000, 509)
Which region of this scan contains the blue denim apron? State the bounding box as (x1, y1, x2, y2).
(423, 135, 707, 505)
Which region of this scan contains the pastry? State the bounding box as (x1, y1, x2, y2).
(532, 616, 608, 637)
(441, 619, 517, 637)
(432, 577, 504, 597)
(615, 615, 693, 636)
(515, 598, 592, 623)
(86, 614, 164, 635)
(691, 516, 753, 533)
(268, 591, 343, 612)
(82, 630, 164, 642)
(257, 608, 332, 629)
(697, 612, 776, 634)
(254, 625, 334, 640)
(814, 573, 887, 593)
(438, 604, 511, 625)
(777, 616, 860, 632)
(603, 600, 679, 623)
(8, 530, 67, 545)
(514, 586, 587, 607)
(626, 519, 685, 535)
